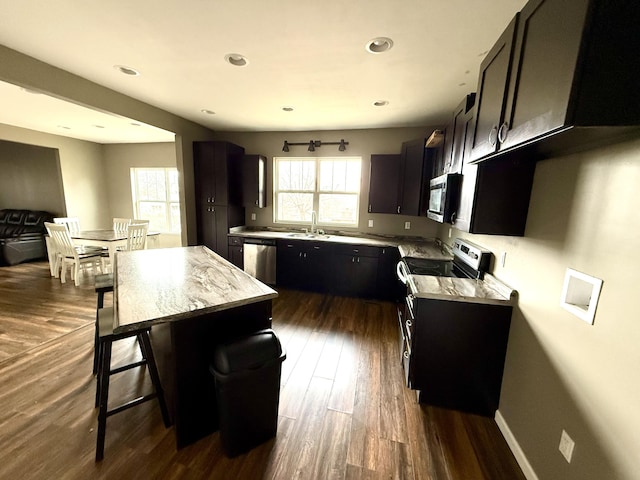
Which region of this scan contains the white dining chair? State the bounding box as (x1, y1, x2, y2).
(113, 217, 131, 233)
(45, 222, 103, 286)
(126, 223, 149, 251)
(54, 216, 81, 234)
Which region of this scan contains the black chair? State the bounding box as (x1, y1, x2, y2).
(93, 273, 113, 374)
(95, 306, 171, 461)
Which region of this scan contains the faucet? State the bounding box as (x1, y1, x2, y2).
(310, 210, 317, 234)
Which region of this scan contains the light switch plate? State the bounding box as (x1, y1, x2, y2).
(404, 221, 411, 230)
(251, 213, 256, 221)
(368, 219, 374, 228)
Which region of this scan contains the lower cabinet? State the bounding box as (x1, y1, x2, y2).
(228, 236, 243, 269)
(276, 240, 334, 292)
(276, 240, 391, 299)
(331, 245, 379, 298)
(405, 296, 512, 417)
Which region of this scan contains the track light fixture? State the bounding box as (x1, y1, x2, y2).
(281, 139, 349, 152)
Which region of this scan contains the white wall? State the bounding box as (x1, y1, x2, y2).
(439, 136, 640, 480)
(102, 142, 181, 248)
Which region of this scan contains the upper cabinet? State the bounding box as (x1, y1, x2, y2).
(368, 154, 402, 214)
(468, 16, 518, 162)
(399, 138, 432, 216)
(470, 0, 640, 163)
(241, 154, 266, 208)
(368, 139, 433, 216)
(194, 141, 244, 206)
(442, 94, 476, 175)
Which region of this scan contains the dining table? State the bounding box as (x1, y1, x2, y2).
(112, 245, 278, 448)
(71, 229, 160, 270)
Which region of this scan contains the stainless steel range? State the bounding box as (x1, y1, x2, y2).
(397, 238, 492, 285)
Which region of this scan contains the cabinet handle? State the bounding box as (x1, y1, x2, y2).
(314, 246, 320, 250)
(397, 206, 401, 214)
(240, 248, 243, 253)
(450, 211, 457, 224)
(406, 319, 412, 327)
(352, 257, 355, 263)
(255, 200, 259, 206)
(299, 252, 302, 258)
(368, 204, 371, 213)
(304, 252, 307, 258)
(498, 122, 509, 143)
(488, 124, 499, 147)
(403, 351, 410, 359)
(357, 257, 360, 263)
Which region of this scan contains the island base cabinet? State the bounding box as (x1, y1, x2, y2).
(409, 298, 512, 417)
(150, 300, 273, 449)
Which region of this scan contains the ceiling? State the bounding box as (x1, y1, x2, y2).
(0, 0, 527, 143)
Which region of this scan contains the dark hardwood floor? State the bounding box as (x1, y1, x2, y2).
(0, 260, 525, 480)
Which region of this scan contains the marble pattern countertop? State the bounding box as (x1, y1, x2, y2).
(114, 246, 278, 333)
(408, 273, 516, 306)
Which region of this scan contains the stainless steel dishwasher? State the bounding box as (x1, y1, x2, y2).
(243, 238, 276, 285)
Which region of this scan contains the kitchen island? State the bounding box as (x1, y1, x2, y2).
(114, 246, 278, 448)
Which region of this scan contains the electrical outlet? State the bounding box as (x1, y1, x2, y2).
(559, 429, 575, 463)
(251, 213, 256, 221)
(368, 219, 374, 228)
(404, 221, 411, 230)
(500, 251, 507, 267)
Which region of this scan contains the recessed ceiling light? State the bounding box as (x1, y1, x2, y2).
(20, 87, 42, 94)
(201, 109, 216, 115)
(57, 125, 71, 130)
(93, 125, 105, 129)
(373, 100, 389, 107)
(130, 122, 141, 127)
(282, 107, 294, 112)
(114, 65, 140, 76)
(366, 37, 394, 54)
(224, 53, 248, 67)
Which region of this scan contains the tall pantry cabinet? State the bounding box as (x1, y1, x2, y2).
(193, 141, 245, 260)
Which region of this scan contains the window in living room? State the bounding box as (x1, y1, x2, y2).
(130, 167, 181, 233)
(273, 157, 361, 227)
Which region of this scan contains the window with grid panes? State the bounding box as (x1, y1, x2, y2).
(274, 157, 361, 227)
(130, 168, 181, 233)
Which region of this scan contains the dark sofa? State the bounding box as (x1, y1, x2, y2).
(0, 209, 55, 266)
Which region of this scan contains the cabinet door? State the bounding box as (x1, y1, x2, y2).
(448, 94, 476, 175)
(242, 155, 266, 208)
(276, 241, 302, 288)
(500, 0, 590, 150)
(197, 205, 218, 252)
(229, 245, 244, 269)
(377, 247, 402, 301)
(469, 16, 518, 162)
(368, 154, 402, 214)
(193, 143, 216, 204)
(399, 138, 428, 216)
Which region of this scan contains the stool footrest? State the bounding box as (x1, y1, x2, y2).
(106, 393, 158, 418)
(110, 359, 147, 375)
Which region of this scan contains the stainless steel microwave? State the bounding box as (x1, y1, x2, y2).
(427, 173, 461, 223)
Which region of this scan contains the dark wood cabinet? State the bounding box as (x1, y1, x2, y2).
(468, 16, 518, 162)
(332, 244, 380, 298)
(399, 138, 431, 216)
(193, 141, 245, 259)
(368, 138, 433, 217)
(470, 0, 640, 163)
(442, 94, 476, 176)
(276, 240, 333, 292)
(377, 246, 403, 302)
(228, 236, 244, 269)
(368, 154, 402, 214)
(241, 155, 266, 208)
(406, 296, 512, 417)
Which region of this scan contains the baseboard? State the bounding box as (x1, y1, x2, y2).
(495, 409, 539, 480)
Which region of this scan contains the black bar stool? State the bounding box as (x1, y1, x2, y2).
(94, 273, 113, 374)
(95, 306, 171, 461)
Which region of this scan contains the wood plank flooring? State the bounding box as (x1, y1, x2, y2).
(0, 261, 525, 480)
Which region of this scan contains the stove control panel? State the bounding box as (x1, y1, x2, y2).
(452, 239, 491, 272)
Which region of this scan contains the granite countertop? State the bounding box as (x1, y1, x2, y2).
(408, 272, 516, 306)
(229, 225, 439, 249)
(114, 245, 278, 333)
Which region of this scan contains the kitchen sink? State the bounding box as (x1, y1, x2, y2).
(287, 232, 331, 239)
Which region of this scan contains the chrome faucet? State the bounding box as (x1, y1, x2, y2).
(310, 210, 317, 234)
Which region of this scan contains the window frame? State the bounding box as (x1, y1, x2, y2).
(273, 156, 362, 227)
(130, 167, 181, 234)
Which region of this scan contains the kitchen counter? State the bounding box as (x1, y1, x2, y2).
(408, 272, 516, 306)
(229, 225, 446, 252)
(115, 245, 277, 333)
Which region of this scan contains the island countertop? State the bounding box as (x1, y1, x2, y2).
(114, 246, 278, 333)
